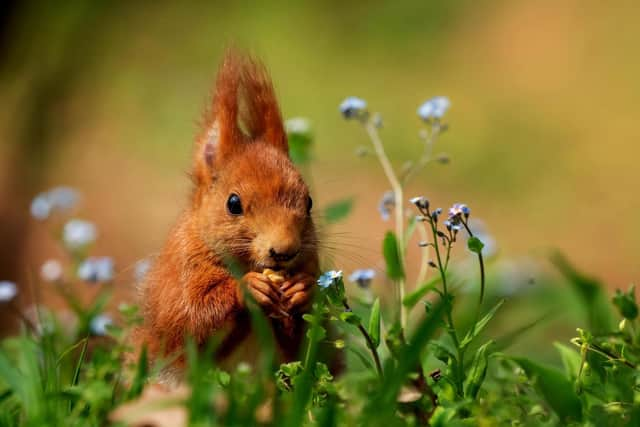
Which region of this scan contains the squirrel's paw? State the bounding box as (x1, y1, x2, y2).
(241, 272, 286, 317)
(280, 273, 316, 314)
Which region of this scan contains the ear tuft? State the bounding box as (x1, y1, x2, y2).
(238, 57, 288, 152)
(192, 49, 288, 190)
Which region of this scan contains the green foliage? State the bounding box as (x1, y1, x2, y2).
(509, 357, 583, 423)
(368, 298, 381, 349)
(4, 98, 640, 427)
(402, 274, 443, 309)
(552, 252, 613, 333)
(287, 129, 313, 165)
(322, 198, 354, 225)
(613, 285, 638, 320)
(383, 231, 405, 280)
(467, 236, 484, 254)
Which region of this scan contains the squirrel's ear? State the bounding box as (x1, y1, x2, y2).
(240, 57, 288, 154)
(192, 52, 244, 186)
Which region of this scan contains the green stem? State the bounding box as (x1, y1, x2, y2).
(461, 219, 486, 306)
(343, 301, 384, 379)
(401, 123, 441, 185)
(415, 225, 431, 289)
(364, 121, 407, 330)
(426, 218, 464, 396)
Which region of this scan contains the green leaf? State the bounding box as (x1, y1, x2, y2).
(368, 298, 381, 348)
(613, 284, 638, 320)
(510, 357, 583, 423)
(339, 311, 362, 325)
(467, 236, 484, 254)
(346, 347, 374, 371)
(370, 299, 446, 412)
(402, 274, 443, 309)
(383, 232, 405, 280)
(460, 299, 505, 349)
(429, 340, 457, 365)
(323, 198, 354, 224)
(288, 132, 313, 165)
(493, 311, 554, 352)
(551, 252, 613, 333)
(553, 342, 581, 381)
(126, 346, 148, 400)
(71, 337, 89, 387)
(384, 321, 405, 358)
(465, 340, 493, 399)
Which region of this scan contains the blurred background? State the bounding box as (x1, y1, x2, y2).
(1, 1, 638, 355)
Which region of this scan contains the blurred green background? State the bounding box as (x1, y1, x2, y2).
(1, 0, 638, 345)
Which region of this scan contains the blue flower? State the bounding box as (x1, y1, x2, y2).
(63, 219, 97, 250)
(378, 191, 395, 221)
(339, 97, 367, 119)
(77, 257, 114, 283)
(90, 314, 113, 336)
(30, 195, 51, 220)
(317, 270, 343, 288)
(348, 269, 376, 288)
(409, 196, 429, 211)
(30, 187, 79, 220)
(443, 220, 462, 232)
(40, 259, 63, 282)
(48, 187, 79, 210)
(448, 203, 470, 218)
(0, 281, 17, 302)
(448, 203, 470, 228)
(417, 96, 450, 121)
(431, 208, 443, 222)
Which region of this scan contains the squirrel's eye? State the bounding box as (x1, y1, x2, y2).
(306, 196, 313, 214)
(227, 194, 243, 216)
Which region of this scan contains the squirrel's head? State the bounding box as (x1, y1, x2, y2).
(189, 51, 316, 273)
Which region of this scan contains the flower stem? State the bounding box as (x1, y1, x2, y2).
(425, 218, 464, 396)
(461, 219, 486, 306)
(344, 300, 384, 379)
(364, 121, 407, 330)
(415, 225, 431, 288)
(402, 123, 441, 185)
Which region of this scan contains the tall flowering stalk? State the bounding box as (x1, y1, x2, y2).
(339, 96, 450, 329)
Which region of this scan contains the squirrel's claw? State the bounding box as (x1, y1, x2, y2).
(281, 273, 315, 313)
(242, 272, 283, 316)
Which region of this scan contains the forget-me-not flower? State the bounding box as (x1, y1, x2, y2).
(0, 281, 18, 302)
(348, 269, 376, 288)
(41, 259, 63, 282)
(339, 97, 367, 119)
(30, 187, 79, 220)
(378, 191, 395, 221)
(448, 203, 470, 219)
(410, 196, 429, 211)
(417, 97, 450, 121)
(77, 257, 114, 283)
(90, 314, 113, 336)
(318, 270, 343, 289)
(63, 219, 97, 250)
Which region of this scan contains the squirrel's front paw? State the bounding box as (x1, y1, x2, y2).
(241, 272, 286, 317)
(280, 273, 316, 314)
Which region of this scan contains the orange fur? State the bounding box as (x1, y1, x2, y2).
(134, 50, 319, 382)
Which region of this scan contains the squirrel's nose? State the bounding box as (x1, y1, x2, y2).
(269, 247, 299, 263)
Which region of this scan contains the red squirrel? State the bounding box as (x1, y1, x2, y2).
(134, 51, 319, 381)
